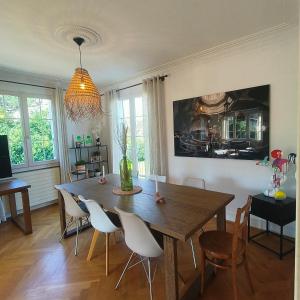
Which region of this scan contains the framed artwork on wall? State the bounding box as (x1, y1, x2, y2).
(173, 84, 270, 160)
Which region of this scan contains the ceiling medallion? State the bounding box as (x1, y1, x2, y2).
(54, 25, 102, 49)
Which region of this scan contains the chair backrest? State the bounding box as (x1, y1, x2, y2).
(54, 185, 87, 218)
(78, 196, 118, 233)
(232, 196, 252, 256)
(147, 174, 167, 183)
(114, 207, 163, 258)
(183, 177, 206, 189)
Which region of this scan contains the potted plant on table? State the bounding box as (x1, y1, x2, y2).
(75, 160, 86, 173)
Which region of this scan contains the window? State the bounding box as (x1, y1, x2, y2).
(117, 87, 148, 177)
(0, 91, 58, 171)
(222, 112, 263, 141)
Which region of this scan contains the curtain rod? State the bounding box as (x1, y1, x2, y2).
(106, 75, 168, 95)
(0, 75, 168, 96)
(0, 79, 56, 90)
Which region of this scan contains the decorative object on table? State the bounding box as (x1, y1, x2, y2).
(116, 123, 133, 191)
(256, 149, 296, 199)
(173, 85, 270, 160)
(98, 165, 107, 184)
(84, 134, 93, 146)
(154, 175, 165, 204)
(112, 186, 142, 195)
(64, 37, 102, 122)
(75, 160, 86, 172)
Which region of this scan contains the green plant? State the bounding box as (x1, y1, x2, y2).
(75, 160, 86, 166)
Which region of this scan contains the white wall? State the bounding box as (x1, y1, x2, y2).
(164, 26, 298, 236)
(104, 26, 298, 236)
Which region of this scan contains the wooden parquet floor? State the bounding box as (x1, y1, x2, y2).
(0, 204, 295, 300)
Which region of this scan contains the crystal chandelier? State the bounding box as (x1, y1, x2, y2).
(64, 37, 101, 122)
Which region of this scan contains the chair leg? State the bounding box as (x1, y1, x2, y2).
(244, 255, 254, 293)
(59, 217, 73, 242)
(231, 263, 238, 300)
(115, 251, 135, 289)
(190, 238, 197, 269)
(106, 233, 110, 276)
(200, 247, 206, 295)
(147, 258, 153, 300)
(74, 219, 79, 256)
(87, 229, 100, 262)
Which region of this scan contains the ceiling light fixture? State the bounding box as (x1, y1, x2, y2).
(64, 37, 101, 122)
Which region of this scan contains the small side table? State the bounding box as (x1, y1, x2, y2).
(0, 178, 32, 234)
(248, 193, 295, 259)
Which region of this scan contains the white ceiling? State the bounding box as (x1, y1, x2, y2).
(0, 0, 297, 87)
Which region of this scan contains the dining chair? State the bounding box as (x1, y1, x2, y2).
(183, 177, 206, 269)
(114, 206, 163, 300)
(54, 185, 89, 256)
(78, 195, 120, 276)
(147, 174, 167, 183)
(199, 196, 254, 300)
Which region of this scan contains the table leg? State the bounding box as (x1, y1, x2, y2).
(216, 207, 226, 231)
(280, 225, 283, 260)
(21, 189, 32, 234)
(8, 193, 17, 219)
(164, 235, 179, 300)
(58, 191, 67, 237)
(266, 220, 269, 235)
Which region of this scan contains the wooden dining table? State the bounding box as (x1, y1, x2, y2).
(57, 174, 234, 300)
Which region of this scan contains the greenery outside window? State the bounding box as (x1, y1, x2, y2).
(0, 91, 58, 171)
(117, 87, 148, 177)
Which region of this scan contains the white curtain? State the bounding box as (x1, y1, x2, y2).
(106, 90, 122, 174)
(55, 87, 70, 183)
(143, 76, 167, 176)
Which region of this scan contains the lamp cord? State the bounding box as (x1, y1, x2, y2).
(78, 44, 83, 81)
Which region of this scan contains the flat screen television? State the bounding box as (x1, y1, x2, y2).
(0, 135, 12, 179)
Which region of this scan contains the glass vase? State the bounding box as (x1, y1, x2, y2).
(119, 156, 133, 191)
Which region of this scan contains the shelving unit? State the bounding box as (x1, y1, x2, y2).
(69, 145, 109, 181)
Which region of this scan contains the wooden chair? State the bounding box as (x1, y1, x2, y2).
(199, 196, 254, 300)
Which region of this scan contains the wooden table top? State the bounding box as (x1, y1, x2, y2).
(58, 174, 234, 241)
(0, 178, 31, 195)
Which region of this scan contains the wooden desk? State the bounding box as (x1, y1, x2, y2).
(0, 178, 32, 234)
(57, 174, 234, 300)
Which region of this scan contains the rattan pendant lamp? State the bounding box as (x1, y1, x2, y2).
(64, 37, 101, 122)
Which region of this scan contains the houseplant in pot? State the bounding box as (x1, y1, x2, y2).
(75, 160, 86, 173)
(116, 123, 133, 191)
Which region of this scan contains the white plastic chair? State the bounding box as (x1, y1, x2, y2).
(54, 185, 89, 256)
(147, 174, 167, 183)
(114, 206, 163, 300)
(183, 177, 206, 269)
(78, 195, 120, 276)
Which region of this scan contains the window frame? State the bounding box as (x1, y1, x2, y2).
(222, 110, 263, 141)
(0, 88, 59, 172)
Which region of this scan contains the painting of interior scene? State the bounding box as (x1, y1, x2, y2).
(173, 85, 270, 160)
